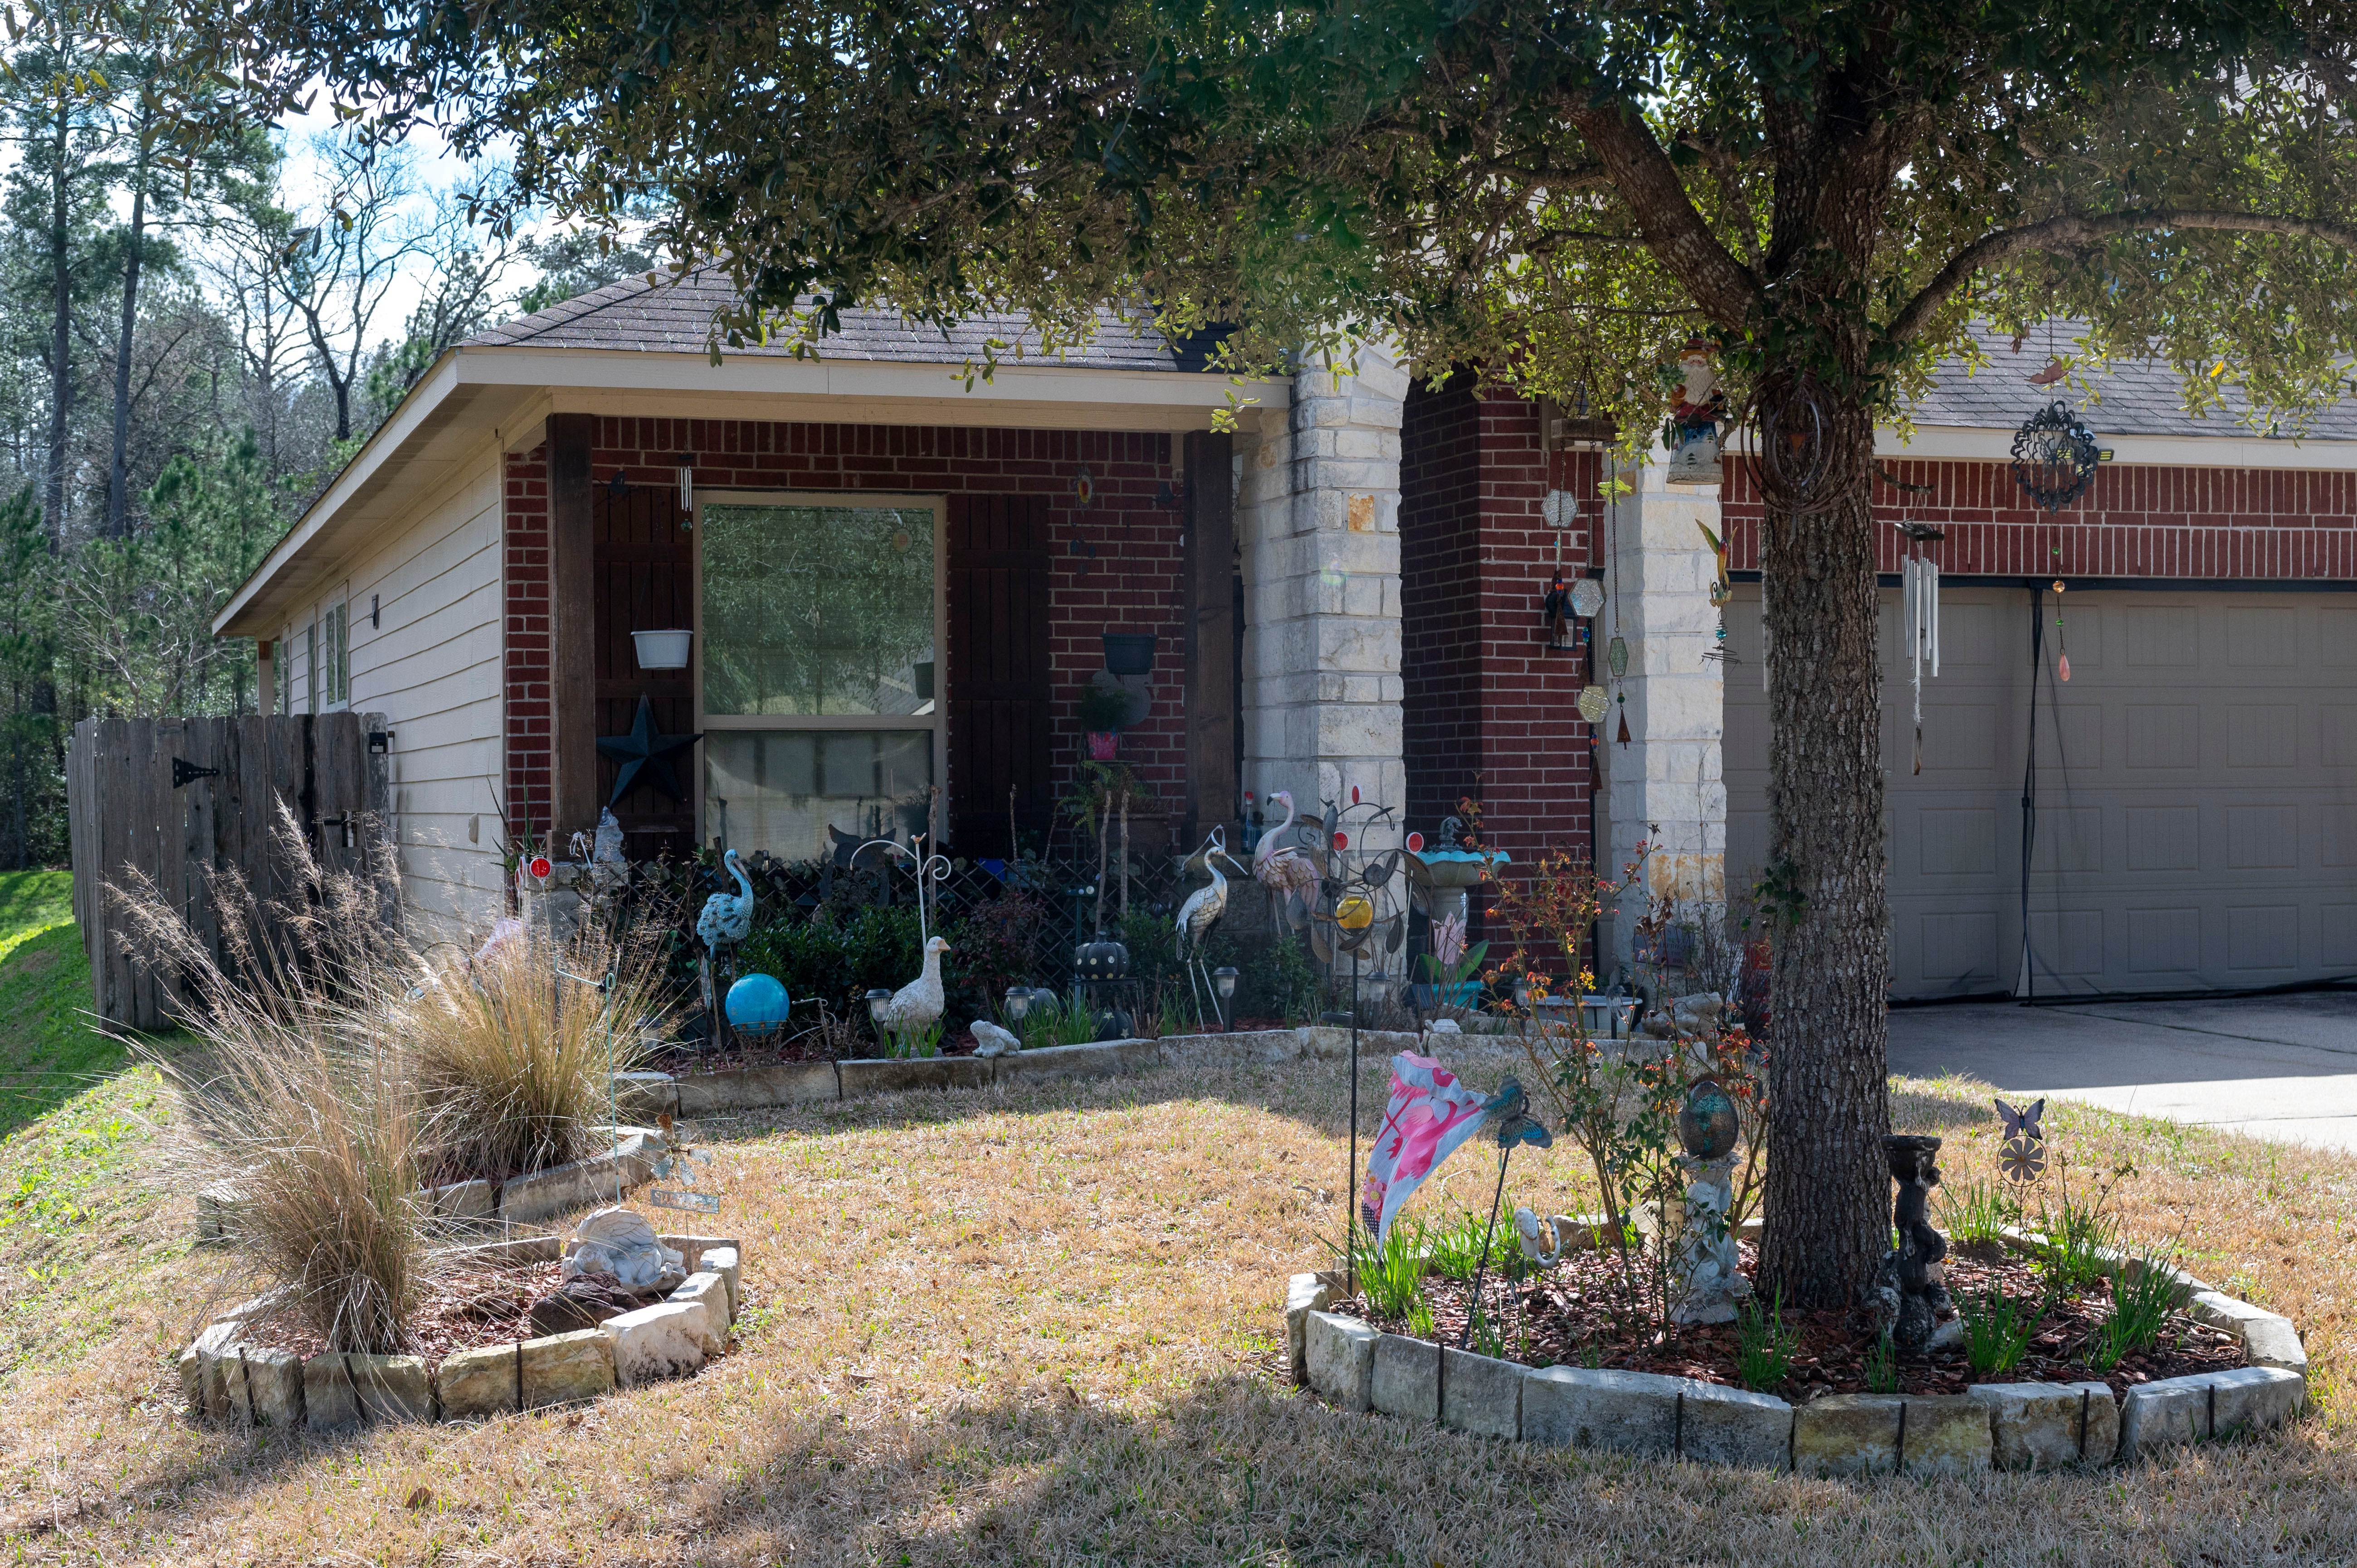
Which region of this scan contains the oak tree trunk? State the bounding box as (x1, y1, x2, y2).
(1753, 370, 1894, 1311)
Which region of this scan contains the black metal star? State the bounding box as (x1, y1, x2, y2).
(597, 695, 701, 805)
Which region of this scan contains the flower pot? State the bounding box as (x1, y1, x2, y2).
(1086, 730, 1120, 760)
(1102, 633, 1157, 676)
(631, 629, 693, 670)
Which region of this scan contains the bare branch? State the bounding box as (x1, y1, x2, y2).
(1890, 207, 2357, 345)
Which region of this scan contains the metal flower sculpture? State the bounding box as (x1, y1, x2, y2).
(1301, 796, 1407, 979)
(2010, 401, 2103, 512)
(1994, 1096, 2048, 1184)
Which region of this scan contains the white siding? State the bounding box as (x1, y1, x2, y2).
(341, 448, 508, 935)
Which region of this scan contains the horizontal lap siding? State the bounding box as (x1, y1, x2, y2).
(1720, 459, 2357, 578)
(343, 451, 508, 936)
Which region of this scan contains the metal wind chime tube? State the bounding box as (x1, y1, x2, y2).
(1905, 555, 1941, 774)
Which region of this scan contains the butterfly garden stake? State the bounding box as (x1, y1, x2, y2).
(1461, 1076, 1552, 1351)
(1995, 1096, 2048, 1184)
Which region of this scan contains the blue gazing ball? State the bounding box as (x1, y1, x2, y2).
(725, 973, 791, 1038)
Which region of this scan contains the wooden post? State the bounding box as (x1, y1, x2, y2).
(549, 412, 597, 842)
(255, 638, 274, 716)
(1181, 429, 1236, 846)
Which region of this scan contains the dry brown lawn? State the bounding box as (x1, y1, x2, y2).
(4, 1040, 2357, 1565)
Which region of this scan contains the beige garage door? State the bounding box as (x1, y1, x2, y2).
(1724, 584, 2357, 998)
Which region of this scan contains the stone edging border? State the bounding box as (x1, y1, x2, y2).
(615, 1026, 1425, 1119)
(1282, 1227, 2310, 1473)
(178, 1231, 743, 1430)
(196, 1128, 669, 1243)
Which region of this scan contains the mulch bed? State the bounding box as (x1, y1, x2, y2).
(1337, 1244, 2248, 1402)
(234, 1260, 575, 1370)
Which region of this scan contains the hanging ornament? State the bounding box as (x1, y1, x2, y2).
(1893, 504, 1946, 775)
(2010, 401, 2103, 512)
(1615, 694, 1631, 746)
(1607, 635, 1629, 680)
(1570, 578, 1605, 618)
(1576, 685, 1609, 725)
(2053, 579, 2071, 681)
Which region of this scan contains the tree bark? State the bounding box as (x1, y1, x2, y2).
(44, 99, 72, 551)
(106, 128, 150, 541)
(1754, 370, 1894, 1311)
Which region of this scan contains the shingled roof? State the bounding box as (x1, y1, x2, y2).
(462, 267, 1229, 372)
(466, 272, 2357, 440)
(1906, 324, 2357, 441)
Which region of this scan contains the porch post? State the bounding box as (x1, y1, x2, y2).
(1181, 428, 1237, 847)
(1599, 449, 1727, 972)
(255, 638, 274, 716)
(1236, 346, 1408, 846)
(548, 412, 598, 843)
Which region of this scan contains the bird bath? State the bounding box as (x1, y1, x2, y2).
(1404, 848, 1505, 925)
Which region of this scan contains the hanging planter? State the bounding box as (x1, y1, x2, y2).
(1087, 731, 1120, 761)
(1077, 679, 1131, 761)
(632, 629, 693, 670)
(1103, 633, 1158, 676)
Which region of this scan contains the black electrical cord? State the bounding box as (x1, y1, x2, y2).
(2018, 585, 2044, 1001)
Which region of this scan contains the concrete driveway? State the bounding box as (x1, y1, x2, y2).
(1887, 989, 2357, 1153)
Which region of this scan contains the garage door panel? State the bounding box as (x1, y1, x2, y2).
(2226, 906, 2300, 971)
(2125, 705, 2202, 769)
(2225, 705, 2298, 769)
(1723, 584, 2357, 999)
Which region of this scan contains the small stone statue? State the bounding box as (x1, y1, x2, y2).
(1667, 1076, 1752, 1324)
(1878, 1135, 1957, 1350)
(566, 1207, 684, 1291)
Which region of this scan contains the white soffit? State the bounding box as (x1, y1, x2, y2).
(1878, 423, 2357, 471)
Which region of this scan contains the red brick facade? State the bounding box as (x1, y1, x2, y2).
(505, 418, 1187, 854)
(1401, 380, 1602, 872)
(1721, 458, 2357, 578)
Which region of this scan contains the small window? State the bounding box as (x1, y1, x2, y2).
(322, 603, 350, 710)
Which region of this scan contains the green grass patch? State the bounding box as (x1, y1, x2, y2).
(0, 875, 124, 1137)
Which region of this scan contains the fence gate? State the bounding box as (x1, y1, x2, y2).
(66, 712, 392, 1030)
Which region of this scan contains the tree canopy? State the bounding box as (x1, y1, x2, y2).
(192, 0, 2357, 1306)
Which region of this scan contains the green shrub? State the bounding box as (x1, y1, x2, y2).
(1426, 1208, 1503, 1281)
(1957, 1288, 2036, 1375)
(1939, 1179, 2018, 1247)
(1352, 1219, 1429, 1322)
(1736, 1289, 1797, 1391)
(1863, 1331, 1900, 1393)
(2088, 1247, 2182, 1370)
(2037, 1196, 2121, 1296)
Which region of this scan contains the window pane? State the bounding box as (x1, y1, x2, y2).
(705, 730, 934, 861)
(702, 504, 936, 716)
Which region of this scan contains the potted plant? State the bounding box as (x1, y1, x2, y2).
(1077, 682, 1129, 760)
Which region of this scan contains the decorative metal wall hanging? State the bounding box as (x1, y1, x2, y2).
(2010, 401, 2102, 512)
(1757, 380, 1830, 497)
(1994, 1096, 2047, 1183)
(2052, 579, 2073, 681)
(597, 694, 703, 804)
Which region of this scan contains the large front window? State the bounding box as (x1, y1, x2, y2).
(699, 496, 942, 859)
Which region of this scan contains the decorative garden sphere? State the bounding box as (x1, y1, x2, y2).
(1678, 1076, 1740, 1160)
(725, 973, 791, 1039)
(1075, 939, 1131, 982)
(1336, 894, 1375, 931)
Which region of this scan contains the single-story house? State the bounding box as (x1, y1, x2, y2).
(215, 275, 2357, 999)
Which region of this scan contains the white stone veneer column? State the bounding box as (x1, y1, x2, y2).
(1601, 452, 1726, 970)
(1235, 346, 1407, 846)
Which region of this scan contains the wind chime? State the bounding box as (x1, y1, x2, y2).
(1895, 492, 1947, 774)
(1606, 472, 1631, 745)
(1696, 519, 1735, 665)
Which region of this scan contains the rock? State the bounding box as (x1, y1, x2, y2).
(233, 1346, 305, 1427)
(2188, 1290, 2277, 1334)
(350, 1354, 434, 1423)
(1794, 1393, 1897, 1477)
(2117, 1374, 2215, 1457)
(668, 1273, 729, 1351)
(1970, 1380, 2118, 1469)
(1672, 1381, 1795, 1468)
(1523, 1367, 1681, 1456)
(181, 1320, 239, 1416)
(601, 1301, 709, 1387)
(1896, 1394, 1995, 1475)
(1425, 1018, 1460, 1035)
(522, 1329, 617, 1407)
(700, 1245, 742, 1321)
(1440, 1347, 1523, 1438)
(422, 1179, 495, 1219)
(566, 1208, 684, 1290)
(439, 1343, 520, 1420)
(1304, 1312, 1376, 1412)
(1285, 1273, 1334, 1384)
(2211, 1366, 2306, 1437)
(1371, 1333, 1439, 1422)
(2243, 1315, 2308, 1372)
(530, 1270, 640, 1335)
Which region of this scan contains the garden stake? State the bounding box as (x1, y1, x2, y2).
(1347, 943, 1361, 1290)
(1461, 1143, 1512, 1351)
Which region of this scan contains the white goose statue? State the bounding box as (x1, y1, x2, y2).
(878, 935, 952, 1052)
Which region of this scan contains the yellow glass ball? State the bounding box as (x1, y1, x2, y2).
(1336, 894, 1375, 931)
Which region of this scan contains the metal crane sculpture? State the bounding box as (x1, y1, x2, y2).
(695, 848, 755, 1046)
(1253, 789, 1322, 928)
(1174, 826, 1246, 1030)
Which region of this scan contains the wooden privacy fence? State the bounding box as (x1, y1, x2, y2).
(67, 713, 393, 1030)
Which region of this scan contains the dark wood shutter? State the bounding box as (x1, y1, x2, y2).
(947, 495, 1054, 855)
(593, 478, 698, 858)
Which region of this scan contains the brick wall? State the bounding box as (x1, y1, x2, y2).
(504, 445, 552, 849)
(1721, 458, 2357, 578)
(505, 418, 1188, 854)
(1400, 381, 1601, 877)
